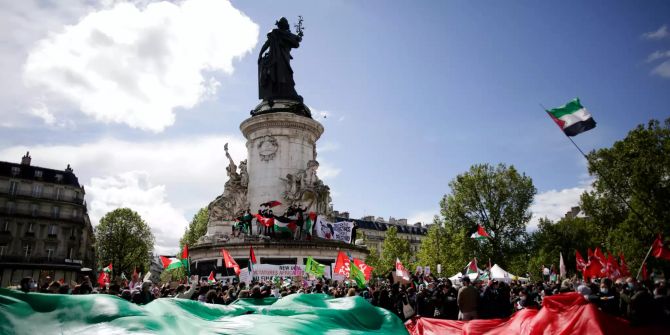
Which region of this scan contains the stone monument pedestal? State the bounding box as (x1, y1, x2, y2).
(240, 109, 325, 215)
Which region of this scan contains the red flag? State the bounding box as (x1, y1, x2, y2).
(587, 248, 593, 259)
(334, 251, 350, 277)
(262, 200, 282, 207)
(619, 252, 630, 277)
(608, 253, 620, 279)
(594, 247, 605, 264)
(221, 248, 241, 276)
(254, 214, 275, 228)
(353, 258, 374, 281)
(604, 252, 613, 277)
(476, 225, 490, 238)
(58, 278, 65, 285)
(585, 253, 603, 279)
(641, 262, 648, 281)
(652, 234, 670, 260)
(575, 250, 586, 271)
(181, 244, 189, 260)
(97, 272, 109, 287)
(249, 246, 257, 264)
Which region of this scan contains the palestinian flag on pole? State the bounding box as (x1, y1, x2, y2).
(180, 244, 189, 275)
(546, 98, 596, 137)
(207, 271, 216, 284)
(254, 214, 274, 228)
(103, 263, 113, 273)
(470, 225, 490, 240)
(274, 217, 297, 233)
(305, 212, 317, 235)
(248, 246, 257, 274)
(464, 258, 479, 275)
(160, 256, 184, 271)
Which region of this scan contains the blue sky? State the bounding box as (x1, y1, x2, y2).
(1, 0, 668, 253)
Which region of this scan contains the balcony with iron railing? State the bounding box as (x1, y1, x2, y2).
(2, 187, 84, 205)
(0, 255, 87, 267)
(0, 206, 85, 224)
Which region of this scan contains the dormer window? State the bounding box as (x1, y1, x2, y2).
(11, 167, 20, 176)
(55, 174, 63, 182)
(34, 170, 43, 178)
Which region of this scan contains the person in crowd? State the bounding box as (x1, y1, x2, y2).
(440, 279, 459, 320)
(457, 276, 478, 320)
(596, 278, 619, 316)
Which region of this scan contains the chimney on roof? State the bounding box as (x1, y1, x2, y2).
(21, 151, 31, 166)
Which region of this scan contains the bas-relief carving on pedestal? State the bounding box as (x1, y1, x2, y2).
(258, 135, 278, 162)
(281, 159, 332, 215)
(199, 143, 249, 244)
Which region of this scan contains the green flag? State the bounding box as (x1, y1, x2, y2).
(305, 257, 325, 277)
(0, 288, 406, 334)
(350, 262, 366, 289)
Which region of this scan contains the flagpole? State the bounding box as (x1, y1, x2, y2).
(540, 104, 653, 232)
(636, 243, 654, 280)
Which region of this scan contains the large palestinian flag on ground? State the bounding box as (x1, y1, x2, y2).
(0, 288, 406, 334)
(546, 98, 596, 137)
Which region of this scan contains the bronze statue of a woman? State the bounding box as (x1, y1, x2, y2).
(258, 17, 304, 103)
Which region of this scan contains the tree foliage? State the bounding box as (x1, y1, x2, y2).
(416, 223, 466, 277)
(580, 118, 670, 272)
(160, 266, 187, 284)
(441, 163, 536, 270)
(180, 207, 209, 249)
(95, 208, 154, 278)
(378, 226, 411, 274)
(525, 217, 604, 279)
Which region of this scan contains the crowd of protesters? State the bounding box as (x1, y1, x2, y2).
(12, 269, 670, 327)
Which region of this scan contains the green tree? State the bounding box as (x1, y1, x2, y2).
(441, 163, 536, 269)
(416, 223, 466, 277)
(95, 208, 154, 279)
(160, 266, 187, 284)
(180, 207, 209, 249)
(526, 217, 604, 278)
(580, 118, 670, 272)
(364, 246, 384, 278)
(378, 226, 411, 274)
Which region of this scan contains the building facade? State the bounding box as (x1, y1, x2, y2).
(0, 153, 95, 287)
(333, 211, 428, 261)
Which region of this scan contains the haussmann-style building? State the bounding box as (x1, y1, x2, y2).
(0, 152, 95, 287)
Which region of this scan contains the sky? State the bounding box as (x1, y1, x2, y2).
(1, 0, 668, 254)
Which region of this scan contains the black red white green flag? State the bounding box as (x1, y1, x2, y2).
(546, 98, 596, 136)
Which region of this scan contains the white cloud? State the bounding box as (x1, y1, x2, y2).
(646, 50, 670, 63)
(642, 24, 669, 40)
(23, 0, 258, 132)
(0, 135, 247, 254)
(651, 60, 670, 78)
(30, 102, 56, 125)
(408, 209, 439, 225)
(317, 162, 341, 181)
(528, 183, 592, 231)
(87, 171, 187, 255)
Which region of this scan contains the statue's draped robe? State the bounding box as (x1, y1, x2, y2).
(258, 29, 302, 101)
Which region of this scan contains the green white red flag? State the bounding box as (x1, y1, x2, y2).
(207, 271, 216, 284)
(470, 225, 490, 240)
(546, 98, 596, 137)
(160, 256, 184, 270)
